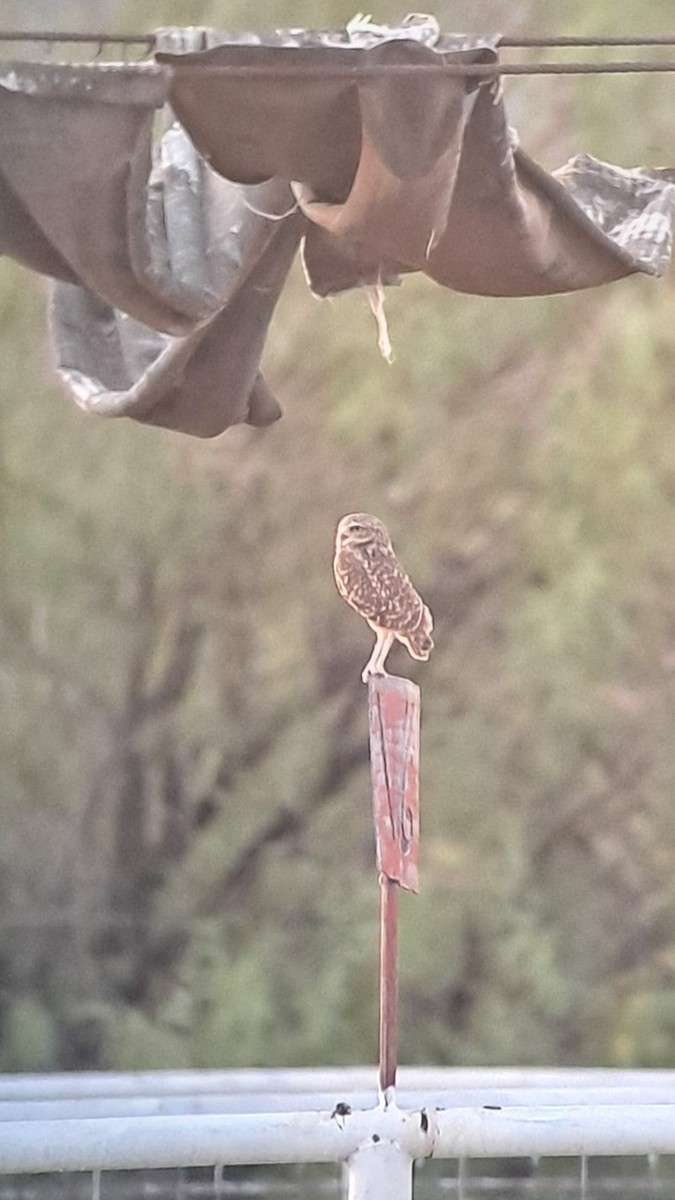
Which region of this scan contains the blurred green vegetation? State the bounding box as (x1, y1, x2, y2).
(1, 0, 675, 1071)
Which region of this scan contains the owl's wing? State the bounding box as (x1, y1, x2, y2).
(334, 550, 387, 622)
(371, 553, 426, 635)
(335, 548, 426, 633)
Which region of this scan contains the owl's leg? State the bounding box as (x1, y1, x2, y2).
(362, 629, 395, 683)
(373, 630, 395, 673)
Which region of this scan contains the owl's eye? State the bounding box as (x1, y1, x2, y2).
(349, 523, 364, 533)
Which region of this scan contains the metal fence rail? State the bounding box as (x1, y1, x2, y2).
(4, 1064, 675, 1096)
(1, 1068, 675, 1197)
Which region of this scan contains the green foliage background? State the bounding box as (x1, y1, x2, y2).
(1, 0, 675, 1071)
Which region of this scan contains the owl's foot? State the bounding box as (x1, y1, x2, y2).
(361, 629, 396, 682)
(361, 663, 389, 684)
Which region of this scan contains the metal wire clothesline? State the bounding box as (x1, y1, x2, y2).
(151, 61, 675, 75)
(3, 30, 675, 46)
(4, 29, 675, 74)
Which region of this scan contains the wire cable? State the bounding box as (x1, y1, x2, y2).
(1, 31, 675, 49)
(0, 31, 154, 45)
(498, 35, 675, 47)
(156, 61, 675, 77)
(2, 30, 675, 76)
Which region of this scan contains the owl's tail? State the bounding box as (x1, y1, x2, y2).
(400, 605, 434, 661)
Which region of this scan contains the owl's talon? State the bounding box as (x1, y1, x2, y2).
(361, 664, 389, 683)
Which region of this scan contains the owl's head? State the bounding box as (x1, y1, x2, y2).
(336, 513, 391, 550)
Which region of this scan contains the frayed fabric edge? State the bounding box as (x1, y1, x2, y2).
(364, 282, 394, 363)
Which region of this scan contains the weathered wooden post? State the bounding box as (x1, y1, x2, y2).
(367, 674, 420, 1102)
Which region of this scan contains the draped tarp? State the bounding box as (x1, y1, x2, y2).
(0, 32, 306, 436)
(159, 30, 675, 298)
(2, 17, 675, 437)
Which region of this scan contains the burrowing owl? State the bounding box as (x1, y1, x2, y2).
(333, 513, 434, 683)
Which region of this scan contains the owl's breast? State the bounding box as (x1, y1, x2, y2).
(333, 547, 383, 621)
(333, 545, 424, 632)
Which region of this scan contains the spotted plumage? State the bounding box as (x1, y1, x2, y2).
(333, 512, 434, 682)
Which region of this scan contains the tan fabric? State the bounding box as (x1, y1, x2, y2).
(161, 37, 675, 303)
(53, 209, 304, 436)
(2, 24, 675, 438)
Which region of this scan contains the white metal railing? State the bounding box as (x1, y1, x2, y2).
(1, 1067, 675, 1197)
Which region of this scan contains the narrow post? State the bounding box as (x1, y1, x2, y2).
(378, 875, 398, 1094)
(368, 675, 421, 1101)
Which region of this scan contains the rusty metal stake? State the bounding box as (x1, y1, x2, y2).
(368, 675, 421, 1101)
(378, 874, 398, 1095)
